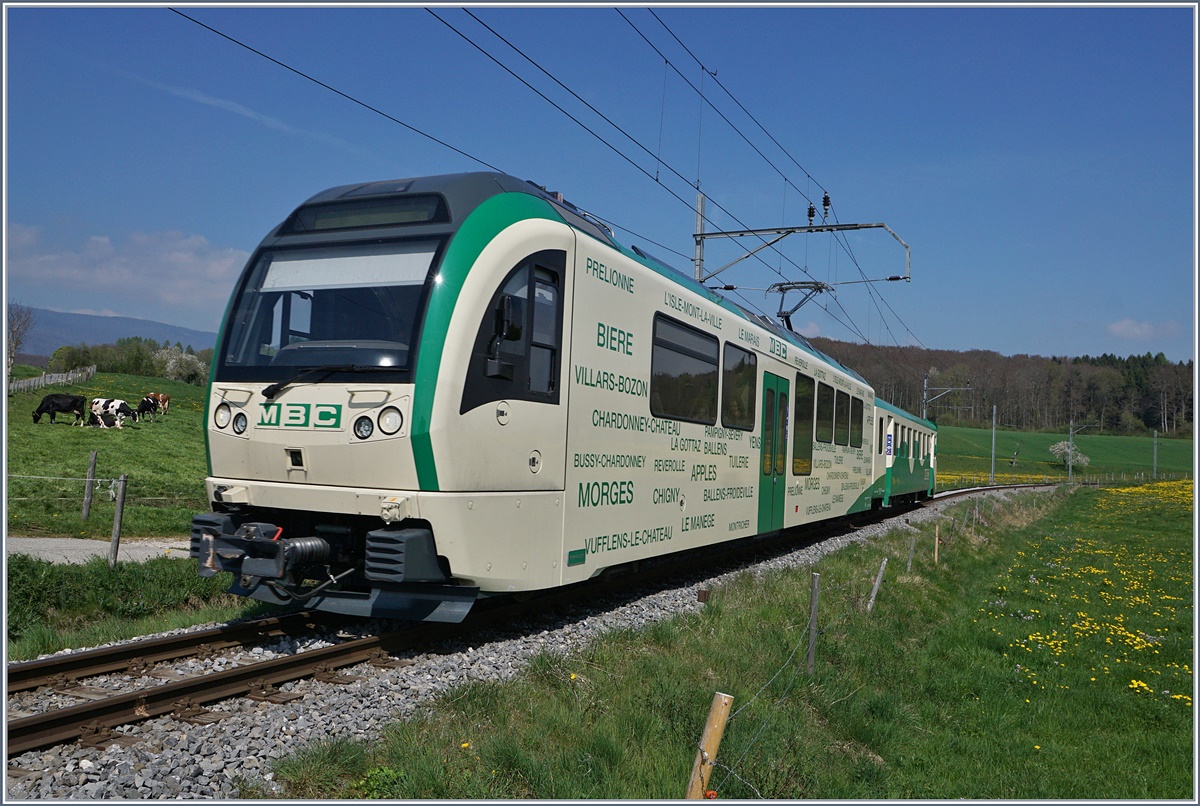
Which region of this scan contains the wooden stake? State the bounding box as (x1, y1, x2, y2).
(81, 450, 98, 520)
(108, 474, 128, 569)
(806, 572, 820, 675)
(934, 524, 939, 566)
(867, 557, 888, 612)
(685, 692, 734, 799)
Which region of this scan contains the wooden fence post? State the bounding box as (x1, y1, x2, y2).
(685, 692, 734, 799)
(82, 450, 98, 520)
(867, 557, 888, 612)
(108, 474, 128, 569)
(934, 524, 940, 566)
(806, 572, 820, 675)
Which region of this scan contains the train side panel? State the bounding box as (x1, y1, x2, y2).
(560, 238, 878, 584)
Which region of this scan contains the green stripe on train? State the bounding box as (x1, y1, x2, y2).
(410, 192, 563, 491)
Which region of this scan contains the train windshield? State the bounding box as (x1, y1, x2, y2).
(215, 240, 437, 382)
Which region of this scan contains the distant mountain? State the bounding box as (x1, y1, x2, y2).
(20, 308, 218, 358)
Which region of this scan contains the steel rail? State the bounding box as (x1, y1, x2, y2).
(6, 622, 449, 758)
(6, 611, 331, 694)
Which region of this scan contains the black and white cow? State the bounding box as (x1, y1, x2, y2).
(90, 398, 137, 428)
(32, 393, 87, 425)
(86, 411, 122, 429)
(135, 395, 160, 423)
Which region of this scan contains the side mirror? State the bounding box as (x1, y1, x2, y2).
(487, 295, 519, 379)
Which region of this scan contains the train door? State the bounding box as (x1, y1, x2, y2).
(757, 372, 789, 533)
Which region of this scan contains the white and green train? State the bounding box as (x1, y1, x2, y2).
(191, 172, 936, 622)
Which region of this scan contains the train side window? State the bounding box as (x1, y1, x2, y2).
(721, 344, 756, 431)
(835, 390, 850, 446)
(815, 382, 835, 443)
(877, 414, 885, 455)
(650, 314, 718, 424)
(792, 373, 814, 475)
(460, 250, 564, 414)
(850, 396, 864, 449)
(529, 272, 559, 394)
(776, 391, 789, 476)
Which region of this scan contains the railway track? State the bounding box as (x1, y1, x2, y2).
(7, 484, 1044, 761)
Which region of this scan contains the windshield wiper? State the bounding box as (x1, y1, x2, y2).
(261, 365, 398, 399)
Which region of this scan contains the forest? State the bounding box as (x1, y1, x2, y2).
(809, 337, 1193, 438)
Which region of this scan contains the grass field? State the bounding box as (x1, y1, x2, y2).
(266, 482, 1193, 799)
(935, 425, 1192, 490)
(7, 371, 208, 539)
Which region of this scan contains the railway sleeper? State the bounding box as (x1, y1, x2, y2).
(245, 680, 304, 705)
(78, 721, 141, 750)
(171, 697, 234, 724)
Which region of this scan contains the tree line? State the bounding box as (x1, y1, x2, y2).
(808, 337, 1193, 438)
(48, 336, 213, 386)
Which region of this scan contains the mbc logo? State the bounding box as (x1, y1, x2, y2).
(258, 402, 343, 429)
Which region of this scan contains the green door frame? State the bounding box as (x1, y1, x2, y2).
(757, 372, 789, 533)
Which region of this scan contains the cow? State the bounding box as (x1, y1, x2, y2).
(90, 398, 137, 429)
(32, 393, 87, 425)
(87, 411, 121, 429)
(144, 392, 170, 416)
(135, 395, 161, 423)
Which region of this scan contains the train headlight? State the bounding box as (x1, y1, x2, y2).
(378, 406, 403, 435)
(214, 403, 232, 429)
(232, 412, 248, 434)
(354, 415, 374, 440)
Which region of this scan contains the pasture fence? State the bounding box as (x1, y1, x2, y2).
(8, 365, 97, 396)
(702, 489, 1051, 798)
(7, 449, 204, 560)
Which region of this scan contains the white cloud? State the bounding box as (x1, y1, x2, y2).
(794, 321, 821, 338)
(6, 225, 247, 331)
(1107, 318, 1181, 342)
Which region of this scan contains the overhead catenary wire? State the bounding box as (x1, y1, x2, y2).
(639, 8, 931, 363)
(170, 7, 925, 364)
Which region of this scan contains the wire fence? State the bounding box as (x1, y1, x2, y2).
(698, 487, 1066, 799)
(936, 469, 1190, 491)
(7, 365, 97, 396)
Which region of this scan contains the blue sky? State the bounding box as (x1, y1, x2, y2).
(5, 4, 1196, 362)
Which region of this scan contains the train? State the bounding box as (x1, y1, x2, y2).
(190, 172, 936, 623)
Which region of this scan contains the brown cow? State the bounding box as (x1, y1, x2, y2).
(144, 392, 171, 416)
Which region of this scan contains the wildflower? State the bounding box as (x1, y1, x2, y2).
(461, 742, 470, 749)
(1034, 745, 1041, 751)
(705, 790, 718, 799)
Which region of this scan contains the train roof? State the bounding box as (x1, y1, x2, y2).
(286, 170, 877, 392)
(874, 398, 937, 430)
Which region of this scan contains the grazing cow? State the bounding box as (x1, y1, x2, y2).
(144, 392, 171, 416)
(135, 395, 161, 423)
(90, 398, 137, 428)
(32, 393, 87, 425)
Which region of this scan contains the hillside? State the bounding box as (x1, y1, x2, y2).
(18, 307, 217, 359)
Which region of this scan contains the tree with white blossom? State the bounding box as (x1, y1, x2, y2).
(1049, 441, 1090, 469)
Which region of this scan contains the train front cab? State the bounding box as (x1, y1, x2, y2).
(871, 400, 936, 507)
